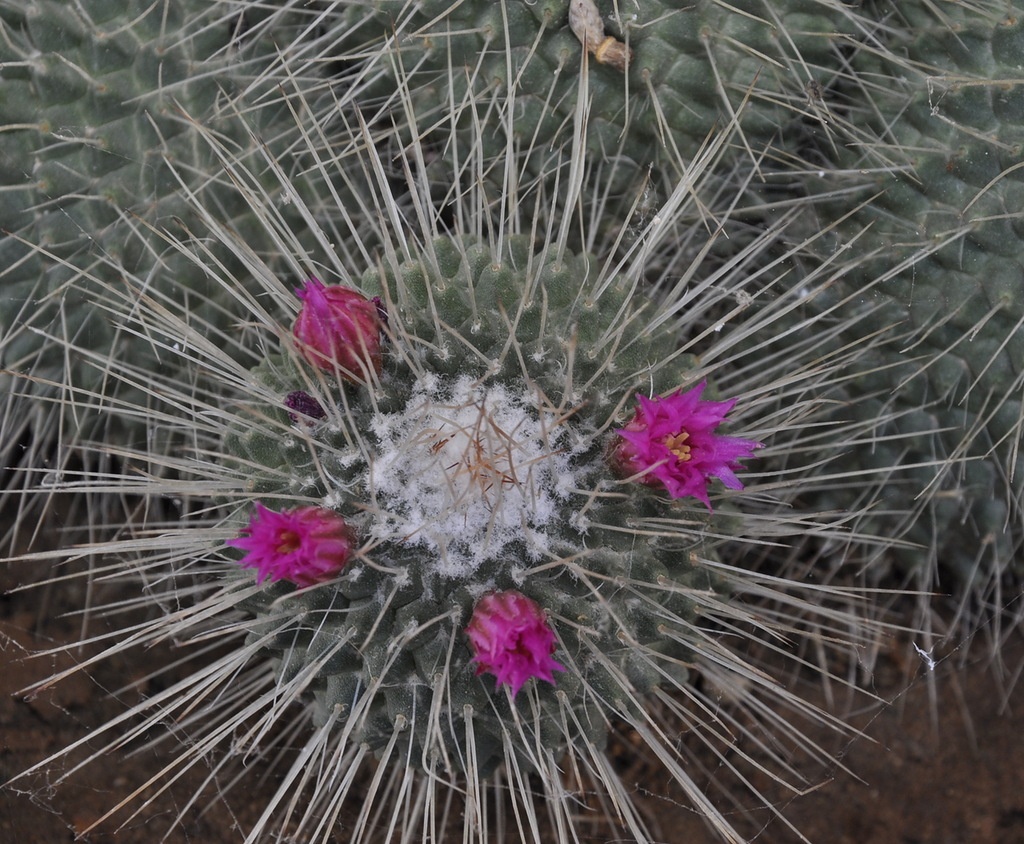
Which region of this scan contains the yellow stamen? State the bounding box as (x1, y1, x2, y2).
(276, 530, 301, 554)
(662, 431, 692, 462)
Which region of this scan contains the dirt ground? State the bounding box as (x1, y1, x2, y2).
(2, 550, 1022, 844)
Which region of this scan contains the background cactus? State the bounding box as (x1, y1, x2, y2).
(7, 0, 1019, 613)
(784, 2, 1024, 635)
(226, 0, 867, 226)
(0, 0, 313, 536)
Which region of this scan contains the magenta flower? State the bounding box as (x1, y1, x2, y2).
(227, 503, 356, 587)
(292, 279, 383, 382)
(465, 591, 565, 698)
(609, 382, 762, 510)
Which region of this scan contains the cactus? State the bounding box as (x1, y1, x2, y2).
(787, 2, 1024, 624)
(0, 0, 313, 529)
(8, 92, 903, 842)
(232, 0, 865, 204)
(222, 232, 742, 780)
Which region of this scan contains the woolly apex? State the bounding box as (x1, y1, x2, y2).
(292, 279, 383, 382)
(610, 382, 762, 509)
(366, 374, 582, 579)
(227, 503, 356, 587)
(465, 591, 565, 697)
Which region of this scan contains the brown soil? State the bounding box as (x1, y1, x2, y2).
(3, 551, 1022, 844)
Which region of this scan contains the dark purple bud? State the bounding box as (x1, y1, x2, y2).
(285, 391, 326, 423)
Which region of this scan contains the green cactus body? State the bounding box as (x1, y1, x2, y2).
(798, 5, 1024, 587)
(0, 0, 308, 458)
(325, 0, 860, 186)
(222, 235, 741, 775)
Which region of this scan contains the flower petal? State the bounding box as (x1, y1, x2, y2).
(609, 383, 762, 510)
(465, 591, 565, 698)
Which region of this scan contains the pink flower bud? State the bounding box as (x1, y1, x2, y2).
(609, 382, 762, 511)
(465, 591, 565, 697)
(292, 279, 383, 382)
(227, 502, 356, 587)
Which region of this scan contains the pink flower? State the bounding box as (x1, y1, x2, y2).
(609, 382, 762, 510)
(292, 279, 383, 382)
(227, 503, 356, 587)
(465, 591, 565, 698)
